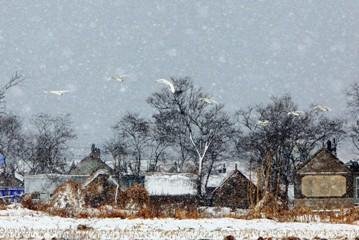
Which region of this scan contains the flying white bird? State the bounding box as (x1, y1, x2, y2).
(200, 97, 218, 105)
(156, 79, 175, 93)
(257, 120, 270, 127)
(313, 105, 331, 112)
(111, 74, 127, 83)
(44, 90, 71, 96)
(287, 111, 305, 117)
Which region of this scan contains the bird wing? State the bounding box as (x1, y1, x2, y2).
(313, 105, 331, 112)
(156, 79, 175, 93)
(258, 120, 269, 126)
(112, 75, 126, 82)
(288, 111, 301, 116)
(200, 97, 218, 104)
(200, 97, 210, 103)
(47, 90, 70, 95)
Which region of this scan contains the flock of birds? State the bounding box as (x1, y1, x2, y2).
(257, 105, 332, 127)
(43, 74, 332, 124)
(43, 75, 219, 105)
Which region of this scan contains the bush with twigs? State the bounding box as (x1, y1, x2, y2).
(119, 184, 149, 211)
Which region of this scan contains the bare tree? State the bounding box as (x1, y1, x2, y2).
(109, 113, 150, 176)
(0, 113, 26, 172)
(0, 72, 26, 172)
(201, 108, 236, 192)
(104, 138, 128, 178)
(0, 72, 24, 112)
(25, 113, 76, 174)
(148, 117, 171, 171)
(151, 107, 192, 172)
(236, 95, 345, 208)
(147, 78, 234, 196)
(346, 82, 359, 152)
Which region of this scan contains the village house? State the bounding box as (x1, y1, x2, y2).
(294, 142, 357, 209)
(208, 164, 257, 209)
(24, 144, 113, 200)
(69, 144, 113, 175)
(144, 172, 198, 209)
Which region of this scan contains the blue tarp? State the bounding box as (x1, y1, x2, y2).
(0, 187, 24, 202)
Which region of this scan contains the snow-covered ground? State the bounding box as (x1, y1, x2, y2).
(0, 205, 358, 240)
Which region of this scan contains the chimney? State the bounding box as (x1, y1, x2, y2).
(332, 138, 337, 155)
(90, 144, 101, 158)
(326, 139, 332, 152)
(235, 163, 238, 171)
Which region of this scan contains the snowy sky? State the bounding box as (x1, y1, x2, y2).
(1, 1, 359, 160)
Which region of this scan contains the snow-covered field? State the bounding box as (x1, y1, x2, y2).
(0, 205, 358, 240)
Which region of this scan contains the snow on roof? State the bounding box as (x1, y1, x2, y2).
(207, 173, 227, 188)
(144, 173, 197, 196)
(82, 169, 112, 187)
(69, 155, 112, 175)
(15, 172, 24, 182)
(207, 162, 257, 188)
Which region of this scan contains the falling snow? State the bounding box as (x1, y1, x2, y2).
(0, 1, 358, 160)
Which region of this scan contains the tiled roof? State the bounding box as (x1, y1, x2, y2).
(69, 156, 112, 175)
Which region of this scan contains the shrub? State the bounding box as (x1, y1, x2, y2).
(21, 192, 47, 211)
(119, 184, 149, 211)
(83, 174, 118, 208)
(0, 197, 8, 210)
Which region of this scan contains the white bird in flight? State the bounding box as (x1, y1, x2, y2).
(156, 79, 175, 93)
(257, 120, 270, 127)
(313, 105, 331, 112)
(200, 97, 218, 105)
(287, 111, 305, 117)
(111, 74, 127, 83)
(44, 90, 71, 96)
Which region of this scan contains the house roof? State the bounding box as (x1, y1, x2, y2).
(144, 172, 197, 196)
(297, 148, 351, 174)
(0, 172, 23, 188)
(82, 169, 118, 188)
(68, 155, 113, 176)
(211, 169, 255, 195)
(207, 162, 257, 188)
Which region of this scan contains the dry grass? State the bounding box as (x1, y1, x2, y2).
(119, 184, 149, 210)
(21, 182, 359, 222)
(83, 175, 118, 208)
(20, 194, 359, 223)
(174, 208, 199, 219)
(245, 205, 359, 224)
(0, 198, 7, 210)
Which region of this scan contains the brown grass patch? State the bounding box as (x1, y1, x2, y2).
(119, 184, 149, 210)
(245, 204, 359, 224)
(174, 208, 199, 219)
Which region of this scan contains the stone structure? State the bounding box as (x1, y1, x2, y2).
(294, 147, 354, 209)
